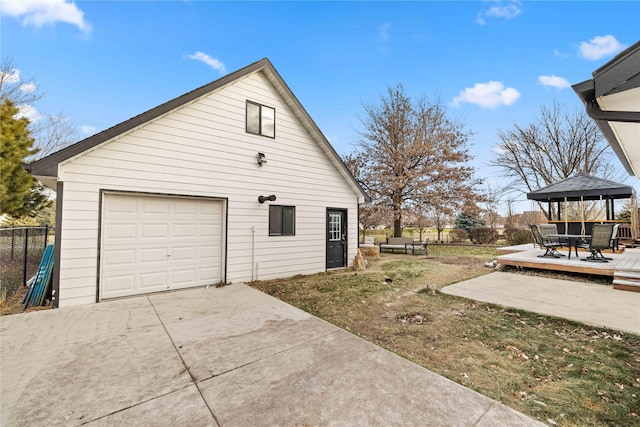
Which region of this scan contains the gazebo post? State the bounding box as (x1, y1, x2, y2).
(610, 199, 614, 221)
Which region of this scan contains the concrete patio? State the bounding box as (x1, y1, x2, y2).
(442, 272, 640, 335)
(1, 283, 544, 426)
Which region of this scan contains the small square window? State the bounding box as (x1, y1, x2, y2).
(247, 101, 275, 138)
(269, 205, 295, 236)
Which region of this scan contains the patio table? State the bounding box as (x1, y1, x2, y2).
(549, 234, 590, 259)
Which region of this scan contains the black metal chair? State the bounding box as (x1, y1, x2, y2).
(579, 223, 615, 262)
(610, 223, 621, 252)
(538, 223, 568, 250)
(530, 225, 563, 258)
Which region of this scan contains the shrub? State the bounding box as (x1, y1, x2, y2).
(503, 227, 533, 245)
(449, 229, 468, 243)
(469, 227, 500, 244)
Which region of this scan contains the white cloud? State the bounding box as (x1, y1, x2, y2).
(1, 0, 91, 32)
(15, 104, 42, 122)
(579, 35, 625, 60)
(452, 81, 520, 109)
(378, 23, 391, 42)
(476, 1, 522, 25)
(19, 82, 37, 93)
(553, 49, 569, 58)
(81, 125, 96, 135)
(187, 52, 227, 75)
(538, 75, 570, 89)
(0, 68, 21, 84)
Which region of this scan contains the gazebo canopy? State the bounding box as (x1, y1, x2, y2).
(527, 174, 636, 202)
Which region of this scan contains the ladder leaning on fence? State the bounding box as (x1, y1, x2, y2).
(23, 244, 55, 311)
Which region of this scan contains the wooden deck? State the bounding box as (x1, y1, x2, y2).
(497, 244, 640, 277)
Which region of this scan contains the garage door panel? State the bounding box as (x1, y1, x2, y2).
(103, 275, 135, 293)
(103, 249, 136, 268)
(101, 194, 224, 300)
(172, 246, 196, 261)
(174, 224, 197, 238)
(142, 198, 170, 214)
(199, 267, 219, 281)
(141, 223, 170, 239)
(174, 199, 198, 214)
(141, 247, 168, 264)
(199, 245, 219, 260)
(140, 271, 167, 289)
(107, 197, 138, 214)
(105, 223, 137, 240)
(200, 224, 221, 237)
(172, 269, 196, 284)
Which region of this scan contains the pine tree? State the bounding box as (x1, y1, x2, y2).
(0, 99, 50, 216)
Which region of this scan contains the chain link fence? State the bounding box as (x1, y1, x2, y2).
(0, 226, 51, 303)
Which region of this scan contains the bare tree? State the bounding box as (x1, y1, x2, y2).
(405, 206, 432, 241)
(0, 58, 44, 106)
(349, 84, 479, 237)
(503, 196, 517, 229)
(429, 206, 453, 243)
(29, 112, 80, 159)
(481, 183, 503, 228)
(1, 58, 79, 160)
(358, 203, 389, 240)
(490, 101, 623, 217)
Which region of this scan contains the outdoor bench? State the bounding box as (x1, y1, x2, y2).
(379, 237, 428, 254)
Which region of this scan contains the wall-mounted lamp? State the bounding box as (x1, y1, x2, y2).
(257, 152, 267, 166)
(258, 195, 277, 204)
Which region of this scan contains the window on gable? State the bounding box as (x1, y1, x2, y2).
(269, 205, 295, 236)
(246, 101, 275, 138)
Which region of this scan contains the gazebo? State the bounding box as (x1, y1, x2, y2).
(526, 174, 637, 237)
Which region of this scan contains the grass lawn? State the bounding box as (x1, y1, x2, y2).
(249, 245, 640, 427)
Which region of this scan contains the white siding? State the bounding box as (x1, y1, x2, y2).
(56, 71, 360, 307)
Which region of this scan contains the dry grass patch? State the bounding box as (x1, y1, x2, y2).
(250, 246, 640, 427)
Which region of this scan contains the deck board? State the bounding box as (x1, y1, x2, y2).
(497, 245, 640, 277)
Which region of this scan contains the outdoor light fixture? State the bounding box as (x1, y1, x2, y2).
(258, 195, 276, 203)
(257, 152, 267, 166)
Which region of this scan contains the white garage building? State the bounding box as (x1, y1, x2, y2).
(27, 59, 367, 307)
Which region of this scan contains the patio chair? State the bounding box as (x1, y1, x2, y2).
(617, 223, 634, 247)
(579, 223, 615, 262)
(538, 223, 568, 249)
(610, 223, 621, 252)
(529, 225, 563, 258)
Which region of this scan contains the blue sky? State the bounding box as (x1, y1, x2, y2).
(2, 0, 639, 205)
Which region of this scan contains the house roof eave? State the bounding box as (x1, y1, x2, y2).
(26, 58, 369, 201)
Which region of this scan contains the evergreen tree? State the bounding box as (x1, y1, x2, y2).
(0, 99, 51, 216)
(454, 211, 485, 233)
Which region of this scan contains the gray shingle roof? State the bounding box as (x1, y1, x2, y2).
(527, 174, 636, 201)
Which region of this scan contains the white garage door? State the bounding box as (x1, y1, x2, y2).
(100, 193, 225, 300)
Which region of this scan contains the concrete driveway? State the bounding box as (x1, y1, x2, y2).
(441, 272, 640, 335)
(1, 284, 544, 426)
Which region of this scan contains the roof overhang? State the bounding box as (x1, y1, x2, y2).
(526, 174, 636, 202)
(24, 58, 369, 202)
(573, 41, 640, 177)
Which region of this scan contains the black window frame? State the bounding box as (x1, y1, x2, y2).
(246, 100, 275, 138)
(269, 205, 295, 236)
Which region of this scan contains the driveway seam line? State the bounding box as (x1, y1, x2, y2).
(75, 384, 195, 425)
(473, 401, 497, 426)
(197, 328, 341, 382)
(148, 296, 221, 426)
